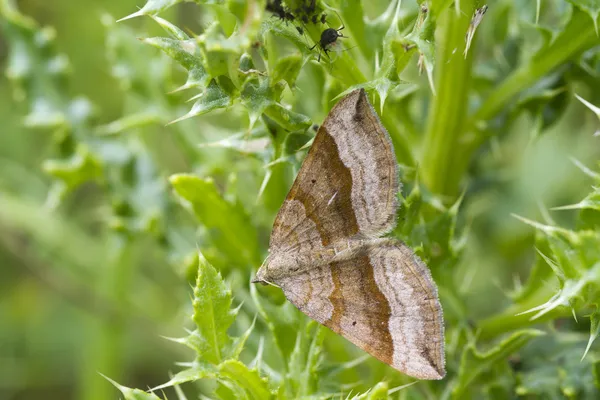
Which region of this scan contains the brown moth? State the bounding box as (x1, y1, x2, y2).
(253, 89, 445, 380)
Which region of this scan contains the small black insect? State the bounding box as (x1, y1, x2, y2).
(311, 14, 318, 24)
(310, 22, 347, 62)
(320, 13, 327, 24)
(301, 0, 316, 16)
(296, 26, 304, 35)
(266, 0, 295, 23)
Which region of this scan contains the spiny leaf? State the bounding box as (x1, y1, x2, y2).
(189, 251, 236, 364)
(102, 373, 164, 399)
(288, 321, 325, 397)
(118, 0, 185, 22)
(515, 334, 599, 397)
(364, 381, 388, 399)
(149, 14, 189, 40)
(218, 359, 273, 400)
(142, 36, 211, 92)
(453, 330, 545, 397)
(222, 316, 257, 361)
(169, 80, 232, 124)
(151, 362, 217, 391)
(552, 189, 600, 212)
(406, 5, 437, 94)
(241, 76, 276, 128)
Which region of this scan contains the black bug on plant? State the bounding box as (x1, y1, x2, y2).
(310, 15, 347, 62)
(297, 0, 317, 19)
(266, 0, 295, 23)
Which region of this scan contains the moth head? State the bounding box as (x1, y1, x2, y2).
(251, 256, 271, 285)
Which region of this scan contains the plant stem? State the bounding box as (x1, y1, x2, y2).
(420, 0, 475, 198)
(424, 7, 598, 199)
(477, 306, 570, 341)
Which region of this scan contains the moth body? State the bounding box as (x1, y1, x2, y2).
(252, 89, 445, 380)
(257, 238, 394, 283)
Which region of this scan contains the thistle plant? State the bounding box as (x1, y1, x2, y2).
(1, 0, 599, 399)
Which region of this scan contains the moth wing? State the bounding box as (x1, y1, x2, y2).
(276, 240, 445, 380)
(269, 89, 399, 254)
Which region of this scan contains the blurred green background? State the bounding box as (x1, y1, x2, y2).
(0, 1, 198, 398)
(1, 0, 600, 399)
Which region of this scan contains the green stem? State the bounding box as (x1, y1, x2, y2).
(478, 306, 570, 341)
(420, 0, 475, 198)
(429, 8, 598, 198)
(476, 285, 565, 340)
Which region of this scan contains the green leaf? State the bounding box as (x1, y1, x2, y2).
(568, 0, 600, 34)
(96, 110, 165, 135)
(405, 4, 437, 94)
(250, 284, 302, 363)
(241, 76, 276, 128)
(271, 54, 304, 90)
(222, 316, 256, 360)
(553, 187, 600, 212)
(218, 360, 272, 400)
(364, 382, 389, 399)
(42, 145, 104, 207)
(287, 321, 325, 397)
(142, 36, 211, 92)
(102, 374, 164, 399)
(189, 251, 236, 364)
(453, 329, 545, 397)
(152, 362, 217, 391)
(169, 79, 232, 124)
(170, 174, 260, 266)
(515, 334, 599, 397)
(149, 14, 189, 40)
(263, 104, 311, 132)
(118, 0, 185, 21)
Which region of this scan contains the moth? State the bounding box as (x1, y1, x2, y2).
(253, 89, 445, 380)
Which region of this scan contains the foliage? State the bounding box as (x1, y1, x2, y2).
(1, 0, 599, 399)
